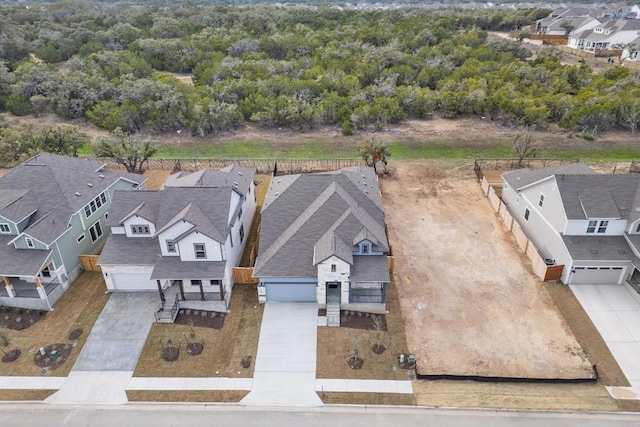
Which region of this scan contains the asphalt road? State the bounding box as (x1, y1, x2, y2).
(1, 404, 640, 427)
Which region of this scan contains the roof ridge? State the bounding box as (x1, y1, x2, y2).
(255, 181, 339, 273)
(155, 201, 194, 235)
(332, 183, 388, 250)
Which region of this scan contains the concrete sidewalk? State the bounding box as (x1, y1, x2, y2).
(241, 303, 322, 406)
(570, 283, 640, 397)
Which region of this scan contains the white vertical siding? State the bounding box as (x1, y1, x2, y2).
(178, 232, 223, 262)
(122, 215, 156, 237)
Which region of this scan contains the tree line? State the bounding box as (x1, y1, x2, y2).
(0, 3, 639, 160)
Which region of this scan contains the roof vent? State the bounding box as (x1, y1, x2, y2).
(618, 249, 627, 254)
(364, 190, 368, 194)
(87, 183, 93, 187)
(274, 192, 279, 196)
(362, 175, 366, 179)
(590, 249, 599, 254)
(233, 181, 238, 186)
(99, 174, 105, 179)
(75, 192, 81, 196)
(635, 207, 640, 213)
(238, 172, 243, 176)
(277, 180, 282, 183)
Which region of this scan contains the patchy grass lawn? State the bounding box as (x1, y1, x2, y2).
(318, 391, 415, 406)
(316, 279, 411, 381)
(126, 390, 248, 403)
(133, 283, 263, 378)
(0, 272, 109, 377)
(0, 390, 56, 401)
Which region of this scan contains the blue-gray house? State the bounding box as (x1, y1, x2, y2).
(0, 153, 145, 310)
(253, 166, 390, 326)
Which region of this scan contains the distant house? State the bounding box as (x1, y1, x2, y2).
(0, 153, 145, 310)
(98, 166, 256, 322)
(253, 166, 390, 327)
(568, 19, 640, 58)
(502, 163, 640, 289)
(536, 7, 597, 35)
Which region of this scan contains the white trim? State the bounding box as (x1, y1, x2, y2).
(88, 221, 103, 243)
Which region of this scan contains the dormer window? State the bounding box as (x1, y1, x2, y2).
(587, 220, 597, 233)
(166, 240, 176, 253)
(597, 220, 608, 233)
(362, 244, 370, 254)
(26, 237, 34, 248)
(0, 223, 9, 233)
(131, 224, 150, 235)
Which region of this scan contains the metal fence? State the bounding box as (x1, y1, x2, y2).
(474, 158, 580, 180)
(95, 157, 365, 175)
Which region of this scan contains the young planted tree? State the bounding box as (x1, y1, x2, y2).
(371, 315, 386, 355)
(93, 127, 158, 173)
(0, 328, 21, 363)
(348, 335, 364, 370)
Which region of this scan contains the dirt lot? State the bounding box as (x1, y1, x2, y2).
(379, 161, 594, 380)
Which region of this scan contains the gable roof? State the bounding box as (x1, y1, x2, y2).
(556, 174, 640, 221)
(254, 166, 388, 278)
(163, 165, 255, 196)
(501, 162, 594, 190)
(0, 153, 145, 244)
(107, 187, 232, 244)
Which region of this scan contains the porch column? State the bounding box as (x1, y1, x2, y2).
(157, 280, 165, 302)
(34, 277, 47, 299)
(199, 280, 205, 301)
(3, 276, 15, 298)
(178, 280, 185, 300)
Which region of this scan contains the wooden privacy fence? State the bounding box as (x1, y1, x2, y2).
(480, 176, 564, 282)
(233, 267, 258, 284)
(96, 158, 365, 175)
(80, 255, 101, 272)
(474, 158, 580, 180)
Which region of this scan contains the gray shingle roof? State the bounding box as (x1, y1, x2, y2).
(163, 165, 256, 197)
(0, 153, 145, 244)
(97, 234, 159, 266)
(107, 187, 232, 243)
(254, 167, 388, 278)
(501, 162, 594, 190)
(351, 256, 390, 282)
(557, 174, 640, 221)
(562, 235, 638, 261)
(0, 235, 51, 276)
(314, 230, 353, 265)
(151, 258, 226, 279)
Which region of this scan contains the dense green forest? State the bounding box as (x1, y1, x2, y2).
(0, 2, 639, 159)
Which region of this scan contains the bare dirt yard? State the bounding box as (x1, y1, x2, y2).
(379, 161, 594, 380)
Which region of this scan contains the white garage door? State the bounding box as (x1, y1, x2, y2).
(265, 282, 317, 302)
(570, 266, 625, 285)
(111, 273, 157, 291)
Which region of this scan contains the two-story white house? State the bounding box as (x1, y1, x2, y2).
(568, 18, 640, 56)
(502, 163, 640, 288)
(97, 167, 256, 322)
(253, 166, 390, 327)
(0, 153, 145, 310)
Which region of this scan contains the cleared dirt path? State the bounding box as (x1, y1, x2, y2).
(379, 161, 594, 380)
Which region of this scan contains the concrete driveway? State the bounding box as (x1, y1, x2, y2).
(241, 303, 322, 406)
(570, 283, 640, 393)
(72, 292, 158, 371)
(46, 292, 158, 404)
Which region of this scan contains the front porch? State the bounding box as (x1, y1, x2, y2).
(0, 277, 64, 311)
(155, 280, 227, 323)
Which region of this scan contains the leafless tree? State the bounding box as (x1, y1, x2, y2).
(513, 126, 537, 168)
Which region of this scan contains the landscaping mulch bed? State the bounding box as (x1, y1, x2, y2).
(340, 311, 387, 331)
(0, 307, 47, 330)
(186, 342, 204, 356)
(348, 356, 364, 370)
(174, 310, 225, 329)
(2, 349, 21, 363)
(372, 343, 386, 355)
(33, 343, 72, 370)
(68, 328, 83, 340)
(162, 347, 180, 362)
